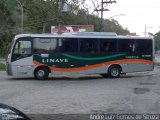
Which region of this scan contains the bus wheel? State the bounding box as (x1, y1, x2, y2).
(108, 65, 121, 78)
(34, 67, 49, 80)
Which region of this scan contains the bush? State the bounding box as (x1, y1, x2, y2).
(0, 63, 5, 71)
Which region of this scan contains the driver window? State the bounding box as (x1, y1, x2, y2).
(12, 39, 32, 62)
(13, 41, 31, 55)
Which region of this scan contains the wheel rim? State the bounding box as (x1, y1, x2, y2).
(111, 68, 119, 77)
(37, 70, 45, 78)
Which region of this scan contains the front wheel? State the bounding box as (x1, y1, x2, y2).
(34, 67, 49, 80)
(108, 66, 121, 78)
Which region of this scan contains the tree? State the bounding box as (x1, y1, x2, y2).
(0, 0, 15, 57)
(25, 0, 58, 33)
(154, 31, 160, 50)
(104, 19, 129, 35)
(0, 0, 130, 57)
(70, 0, 129, 34)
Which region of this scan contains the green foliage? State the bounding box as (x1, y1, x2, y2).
(0, 0, 15, 57)
(4, 0, 17, 10)
(25, 0, 58, 33)
(104, 19, 129, 35)
(0, 63, 5, 71)
(0, 0, 15, 29)
(154, 31, 160, 50)
(0, 0, 129, 57)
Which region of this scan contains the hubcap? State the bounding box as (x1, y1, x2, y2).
(111, 68, 119, 76)
(37, 70, 45, 78)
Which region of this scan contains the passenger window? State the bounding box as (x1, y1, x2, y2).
(33, 38, 58, 54)
(137, 39, 152, 52)
(100, 39, 117, 52)
(79, 38, 98, 53)
(119, 39, 137, 52)
(58, 38, 78, 52)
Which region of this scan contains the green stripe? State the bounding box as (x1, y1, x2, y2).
(63, 53, 125, 61)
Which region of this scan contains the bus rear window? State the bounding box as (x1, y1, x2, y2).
(119, 39, 152, 53)
(119, 39, 135, 52)
(136, 39, 152, 52)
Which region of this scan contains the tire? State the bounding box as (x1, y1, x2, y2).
(108, 65, 121, 78)
(34, 67, 49, 80)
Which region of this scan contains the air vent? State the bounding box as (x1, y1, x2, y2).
(71, 32, 117, 36)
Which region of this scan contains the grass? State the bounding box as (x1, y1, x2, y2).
(0, 63, 5, 71)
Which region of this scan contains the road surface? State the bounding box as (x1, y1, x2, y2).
(1, 65, 160, 119)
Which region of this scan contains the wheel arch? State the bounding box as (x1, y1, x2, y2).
(107, 64, 122, 73)
(34, 66, 51, 75)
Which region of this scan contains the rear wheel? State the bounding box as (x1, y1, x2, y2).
(34, 67, 49, 80)
(108, 65, 121, 78)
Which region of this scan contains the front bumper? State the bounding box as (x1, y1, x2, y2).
(6, 62, 12, 76)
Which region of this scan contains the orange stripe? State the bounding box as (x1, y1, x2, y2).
(33, 61, 44, 66)
(33, 59, 153, 72)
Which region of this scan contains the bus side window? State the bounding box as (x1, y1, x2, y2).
(59, 38, 78, 53)
(128, 40, 137, 52)
(100, 39, 116, 52)
(137, 39, 152, 52)
(33, 38, 58, 54)
(33, 38, 52, 54)
(119, 40, 127, 52)
(49, 38, 58, 53)
(104, 43, 111, 52)
(86, 41, 93, 52)
(79, 39, 98, 53)
(119, 39, 136, 52)
(63, 40, 71, 52)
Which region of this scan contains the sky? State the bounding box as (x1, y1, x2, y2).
(86, 0, 160, 36)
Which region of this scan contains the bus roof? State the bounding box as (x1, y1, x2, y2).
(14, 32, 153, 40)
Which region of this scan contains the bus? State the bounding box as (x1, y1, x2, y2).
(6, 32, 154, 80)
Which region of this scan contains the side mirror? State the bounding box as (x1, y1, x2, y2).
(0, 103, 31, 120)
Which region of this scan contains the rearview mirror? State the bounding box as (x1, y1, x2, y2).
(0, 103, 31, 120)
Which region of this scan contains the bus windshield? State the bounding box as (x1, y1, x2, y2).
(12, 39, 32, 62)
